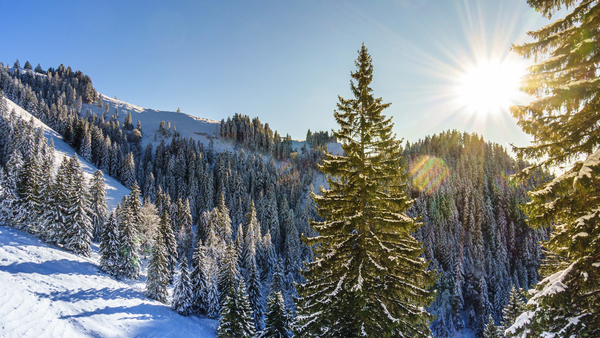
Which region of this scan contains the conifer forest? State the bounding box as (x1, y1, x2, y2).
(0, 0, 599, 337)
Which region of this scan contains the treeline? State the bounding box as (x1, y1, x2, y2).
(305, 129, 336, 148)
(404, 130, 550, 337)
(220, 113, 293, 160)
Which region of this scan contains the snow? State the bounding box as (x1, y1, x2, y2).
(576, 147, 600, 182)
(5, 99, 130, 209)
(0, 225, 217, 338)
(82, 95, 233, 153)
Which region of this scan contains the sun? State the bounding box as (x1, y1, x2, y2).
(456, 60, 525, 115)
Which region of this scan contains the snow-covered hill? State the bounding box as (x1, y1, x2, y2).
(5, 99, 129, 209)
(82, 95, 233, 152)
(0, 225, 217, 338)
(83, 94, 343, 157)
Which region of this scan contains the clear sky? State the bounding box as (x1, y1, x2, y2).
(2, 0, 552, 147)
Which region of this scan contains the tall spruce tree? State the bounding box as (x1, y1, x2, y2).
(171, 256, 194, 315)
(100, 211, 121, 276)
(261, 290, 291, 338)
(502, 285, 524, 331)
(190, 239, 208, 314)
(159, 210, 178, 282)
(295, 44, 436, 338)
(146, 231, 169, 303)
(217, 276, 255, 338)
(63, 155, 93, 256)
(483, 315, 501, 338)
(117, 197, 141, 279)
(89, 170, 108, 242)
(508, 1, 600, 336)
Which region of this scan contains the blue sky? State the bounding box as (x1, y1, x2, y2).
(2, 0, 551, 147)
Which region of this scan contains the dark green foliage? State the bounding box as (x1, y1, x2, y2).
(100, 212, 120, 276)
(261, 290, 291, 338)
(502, 285, 524, 329)
(507, 1, 600, 336)
(146, 232, 169, 303)
(89, 170, 108, 242)
(117, 198, 141, 279)
(483, 315, 501, 338)
(159, 210, 178, 283)
(296, 44, 436, 338)
(217, 276, 255, 338)
(171, 256, 194, 315)
(63, 155, 93, 256)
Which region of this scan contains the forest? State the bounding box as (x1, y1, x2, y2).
(1, 1, 599, 337)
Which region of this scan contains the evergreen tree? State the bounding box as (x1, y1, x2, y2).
(176, 199, 194, 263)
(218, 243, 240, 306)
(483, 315, 501, 338)
(501, 285, 524, 330)
(41, 156, 69, 245)
(100, 212, 120, 276)
(190, 239, 208, 314)
(171, 256, 194, 315)
(261, 291, 291, 338)
(296, 45, 436, 337)
(508, 1, 600, 336)
(146, 232, 169, 303)
(159, 210, 178, 282)
(63, 155, 93, 256)
(117, 197, 141, 279)
(247, 255, 264, 331)
(217, 276, 255, 338)
(89, 170, 108, 242)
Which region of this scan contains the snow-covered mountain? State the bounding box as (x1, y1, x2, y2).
(5, 98, 129, 209)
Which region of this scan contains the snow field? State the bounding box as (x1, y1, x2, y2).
(0, 225, 217, 338)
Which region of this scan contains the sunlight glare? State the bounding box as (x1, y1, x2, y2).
(457, 60, 525, 115)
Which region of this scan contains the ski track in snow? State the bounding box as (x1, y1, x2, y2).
(0, 226, 217, 338)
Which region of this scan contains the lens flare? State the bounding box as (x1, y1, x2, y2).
(408, 155, 450, 195)
(277, 161, 300, 186)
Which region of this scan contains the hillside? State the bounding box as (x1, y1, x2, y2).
(0, 226, 217, 338)
(5, 98, 129, 209)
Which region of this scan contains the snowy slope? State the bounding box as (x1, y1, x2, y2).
(0, 225, 217, 338)
(84, 94, 344, 156)
(5, 99, 129, 209)
(82, 95, 234, 152)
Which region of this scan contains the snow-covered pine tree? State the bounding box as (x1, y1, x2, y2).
(176, 198, 194, 263)
(40, 156, 69, 245)
(190, 239, 208, 314)
(501, 285, 524, 331)
(89, 170, 108, 242)
(117, 196, 141, 279)
(63, 155, 93, 256)
(218, 243, 240, 306)
(0, 153, 19, 224)
(508, 1, 600, 336)
(100, 211, 120, 276)
(247, 251, 264, 331)
(146, 231, 169, 303)
(171, 255, 194, 315)
(295, 44, 436, 338)
(483, 314, 501, 338)
(261, 230, 277, 282)
(261, 290, 291, 338)
(14, 151, 43, 232)
(159, 210, 178, 283)
(217, 276, 255, 338)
